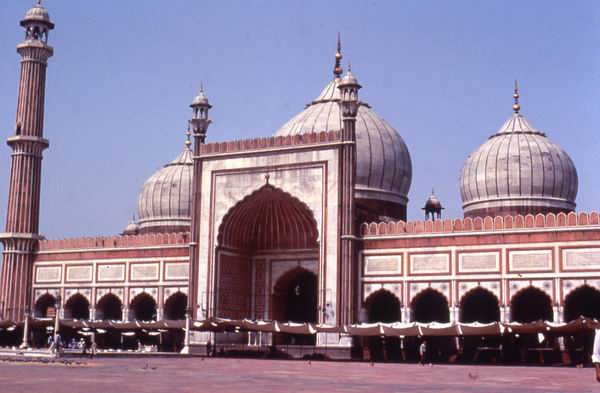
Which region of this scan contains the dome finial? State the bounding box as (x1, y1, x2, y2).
(185, 125, 192, 148)
(333, 32, 343, 78)
(513, 79, 520, 113)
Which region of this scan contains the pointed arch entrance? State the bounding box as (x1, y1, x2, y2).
(364, 289, 402, 361)
(459, 287, 500, 323)
(510, 286, 553, 323)
(215, 183, 320, 322)
(96, 293, 123, 321)
(411, 288, 450, 362)
(130, 292, 157, 321)
(64, 293, 90, 320)
(34, 293, 56, 318)
(563, 285, 600, 322)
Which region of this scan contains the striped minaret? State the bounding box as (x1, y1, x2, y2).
(0, 2, 54, 321)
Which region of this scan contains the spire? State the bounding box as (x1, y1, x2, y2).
(513, 79, 520, 113)
(334, 33, 343, 78)
(185, 125, 192, 148)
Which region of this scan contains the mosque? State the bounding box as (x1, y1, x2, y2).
(1, 2, 600, 357)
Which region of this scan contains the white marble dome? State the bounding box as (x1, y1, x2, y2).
(23, 3, 51, 24)
(137, 148, 193, 233)
(274, 76, 412, 213)
(460, 111, 578, 218)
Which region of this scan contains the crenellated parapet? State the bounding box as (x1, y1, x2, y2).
(360, 211, 600, 237)
(199, 130, 342, 155)
(38, 232, 190, 252)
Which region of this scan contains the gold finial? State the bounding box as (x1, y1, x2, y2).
(37, 0, 42, 5)
(348, 61, 352, 73)
(513, 79, 520, 113)
(185, 125, 192, 148)
(265, 173, 270, 184)
(333, 32, 343, 78)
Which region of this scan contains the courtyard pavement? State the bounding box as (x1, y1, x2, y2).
(0, 357, 597, 393)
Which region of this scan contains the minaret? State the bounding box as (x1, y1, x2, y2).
(187, 87, 212, 319)
(0, 1, 54, 321)
(338, 66, 360, 325)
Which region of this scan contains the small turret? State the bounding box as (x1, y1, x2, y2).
(423, 190, 444, 221)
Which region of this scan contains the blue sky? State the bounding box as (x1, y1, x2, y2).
(0, 0, 598, 239)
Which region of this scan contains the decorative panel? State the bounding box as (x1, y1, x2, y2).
(364, 255, 401, 275)
(97, 264, 125, 282)
(562, 248, 600, 271)
(409, 253, 449, 274)
(458, 252, 499, 273)
(509, 250, 552, 271)
(164, 262, 189, 280)
(35, 266, 61, 283)
(130, 263, 160, 281)
(66, 265, 92, 282)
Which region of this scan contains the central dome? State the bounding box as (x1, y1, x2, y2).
(274, 71, 412, 221)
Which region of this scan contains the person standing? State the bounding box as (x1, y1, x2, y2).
(592, 329, 600, 382)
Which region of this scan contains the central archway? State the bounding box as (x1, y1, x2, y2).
(215, 183, 319, 321)
(272, 267, 318, 345)
(272, 268, 318, 323)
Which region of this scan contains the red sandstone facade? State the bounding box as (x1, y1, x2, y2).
(1, 4, 600, 356)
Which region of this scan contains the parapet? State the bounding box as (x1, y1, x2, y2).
(38, 232, 190, 252)
(200, 130, 342, 155)
(360, 212, 600, 237)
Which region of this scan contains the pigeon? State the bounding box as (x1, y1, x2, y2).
(142, 363, 148, 370)
(150, 366, 157, 370)
(467, 372, 479, 380)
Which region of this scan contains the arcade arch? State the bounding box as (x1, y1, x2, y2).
(459, 287, 500, 323)
(364, 289, 402, 361)
(411, 288, 449, 323)
(563, 284, 600, 322)
(34, 293, 56, 318)
(510, 286, 553, 323)
(163, 292, 188, 320)
(64, 293, 90, 320)
(96, 293, 123, 320)
(364, 289, 401, 323)
(130, 292, 157, 321)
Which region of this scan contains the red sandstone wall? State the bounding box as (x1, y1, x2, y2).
(217, 252, 251, 319)
(253, 259, 267, 320)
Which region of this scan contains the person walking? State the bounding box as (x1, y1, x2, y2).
(419, 340, 427, 366)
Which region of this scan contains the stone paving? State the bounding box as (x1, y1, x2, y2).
(0, 357, 597, 393)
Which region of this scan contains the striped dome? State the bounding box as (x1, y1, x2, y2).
(275, 77, 412, 208)
(137, 148, 193, 233)
(460, 112, 578, 218)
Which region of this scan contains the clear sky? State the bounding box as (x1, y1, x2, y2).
(0, 0, 598, 239)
